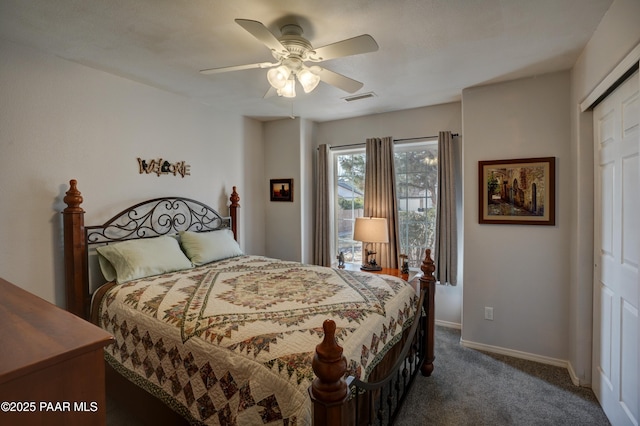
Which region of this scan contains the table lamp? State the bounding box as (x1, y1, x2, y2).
(353, 217, 389, 271)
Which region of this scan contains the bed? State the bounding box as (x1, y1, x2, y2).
(62, 179, 436, 425)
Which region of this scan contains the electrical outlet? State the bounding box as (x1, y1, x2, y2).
(484, 307, 494, 320)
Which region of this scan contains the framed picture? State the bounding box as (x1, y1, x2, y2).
(479, 157, 555, 225)
(270, 178, 294, 202)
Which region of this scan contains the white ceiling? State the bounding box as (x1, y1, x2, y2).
(0, 0, 612, 122)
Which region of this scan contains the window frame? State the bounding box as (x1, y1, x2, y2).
(332, 138, 438, 269)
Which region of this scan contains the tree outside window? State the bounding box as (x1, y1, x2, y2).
(334, 141, 437, 269)
(335, 153, 365, 264)
(395, 142, 438, 268)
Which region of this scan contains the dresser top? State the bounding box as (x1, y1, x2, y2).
(0, 278, 113, 384)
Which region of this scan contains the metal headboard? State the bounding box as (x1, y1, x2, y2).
(85, 197, 231, 245)
(62, 179, 240, 319)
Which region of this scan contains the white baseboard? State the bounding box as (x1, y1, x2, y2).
(566, 362, 581, 386)
(440, 325, 591, 388)
(435, 319, 461, 330)
(565, 362, 592, 387)
(460, 338, 569, 370)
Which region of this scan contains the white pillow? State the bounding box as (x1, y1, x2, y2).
(179, 229, 243, 265)
(96, 236, 193, 283)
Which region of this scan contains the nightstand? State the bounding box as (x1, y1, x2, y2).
(341, 263, 420, 285)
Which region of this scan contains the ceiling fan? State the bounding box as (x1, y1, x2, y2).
(200, 19, 379, 98)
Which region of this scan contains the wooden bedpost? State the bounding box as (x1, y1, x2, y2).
(419, 249, 436, 376)
(309, 319, 351, 426)
(229, 186, 240, 241)
(63, 179, 89, 320)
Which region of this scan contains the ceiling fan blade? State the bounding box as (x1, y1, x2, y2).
(316, 68, 364, 93)
(235, 19, 288, 56)
(263, 86, 277, 99)
(309, 35, 379, 62)
(199, 61, 278, 75)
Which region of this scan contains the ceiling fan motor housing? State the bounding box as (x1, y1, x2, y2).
(273, 24, 314, 62)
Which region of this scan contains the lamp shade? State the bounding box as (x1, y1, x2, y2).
(353, 217, 389, 243)
(277, 76, 296, 98)
(267, 65, 291, 89)
(297, 67, 320, 93)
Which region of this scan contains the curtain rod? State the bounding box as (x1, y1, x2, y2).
(326, 133, 459, 150)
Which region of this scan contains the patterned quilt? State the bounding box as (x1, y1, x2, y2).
(98, 255, 418, 425)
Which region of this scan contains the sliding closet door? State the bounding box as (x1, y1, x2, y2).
(592, 69, 639, 426)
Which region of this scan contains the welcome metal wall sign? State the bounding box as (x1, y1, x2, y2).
(137, 158, 191, 178)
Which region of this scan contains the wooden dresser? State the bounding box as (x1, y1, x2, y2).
(0, 277, 113, 426)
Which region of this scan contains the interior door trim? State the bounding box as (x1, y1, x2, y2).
(581, 42, 640, 112)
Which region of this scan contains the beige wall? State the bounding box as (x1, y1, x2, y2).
(314, 103, 462, 147)
(462, 71, 572, 361)
(0, 39, 263, 305)
(264, 118, 303, 261)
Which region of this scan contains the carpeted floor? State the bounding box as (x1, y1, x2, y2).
(107, 325, 610, 425)
(394, 326, 610, 426)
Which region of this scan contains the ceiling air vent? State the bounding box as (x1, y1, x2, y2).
(343, 92, 376, 102)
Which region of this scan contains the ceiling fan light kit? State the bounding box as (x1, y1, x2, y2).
(266, 63, 319, 96)
(297, 66, 321, 93)
(200, 19, 379, 99)
(279, 76, 296, 98)
(267, 65, 291, 89)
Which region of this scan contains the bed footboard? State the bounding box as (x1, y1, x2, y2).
(310, 249, 436, 425)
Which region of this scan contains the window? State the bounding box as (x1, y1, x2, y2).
(335, 151, 366, 264)
(395, 141, 438, 268)
(334, 140, 437, 269)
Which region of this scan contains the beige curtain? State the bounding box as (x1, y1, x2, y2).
(314, 144, 332, 266)
(363, 137, 400, 268)
(434, 131, 458, 284)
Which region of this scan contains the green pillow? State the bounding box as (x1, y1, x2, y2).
(96, 236, 192, 283)
(97, 252, 117, 282)
(179, 230, 243, 265)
